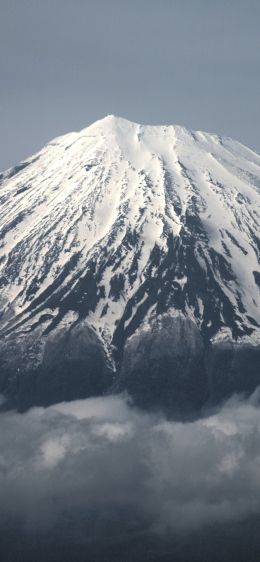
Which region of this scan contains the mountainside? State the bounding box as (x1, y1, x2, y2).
(1, 115, 260, 414)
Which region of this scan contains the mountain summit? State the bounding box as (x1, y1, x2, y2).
(1, 116, 260, 414)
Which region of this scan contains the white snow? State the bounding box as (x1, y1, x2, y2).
(1, 115, 260, 344)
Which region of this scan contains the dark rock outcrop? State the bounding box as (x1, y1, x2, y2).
(0, 320, 113, 411)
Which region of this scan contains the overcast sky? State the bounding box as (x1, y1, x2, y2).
(0, 0, 260, 170)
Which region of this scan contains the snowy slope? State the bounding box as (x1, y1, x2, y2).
(1, 115, 259, 356)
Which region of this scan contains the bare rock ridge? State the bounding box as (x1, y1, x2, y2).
(0, 115, 260, 414)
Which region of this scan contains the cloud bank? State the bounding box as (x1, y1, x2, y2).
(1, 391, 260, 559)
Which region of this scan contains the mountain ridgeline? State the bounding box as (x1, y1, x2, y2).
(0, 116, 260, 416)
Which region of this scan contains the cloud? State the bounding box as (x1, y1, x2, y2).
(1, 390, 260, 557)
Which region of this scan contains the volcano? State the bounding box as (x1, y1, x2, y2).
(0, 115, 260, 415)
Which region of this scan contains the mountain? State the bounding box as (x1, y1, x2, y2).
(0, 115, 260, 415)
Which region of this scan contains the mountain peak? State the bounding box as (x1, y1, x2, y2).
(0, 116, 260, 411)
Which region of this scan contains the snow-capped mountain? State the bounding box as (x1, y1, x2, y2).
(0, 115, 260, 413)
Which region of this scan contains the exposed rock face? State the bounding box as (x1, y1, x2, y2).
(0, 115, 260, 415)
(118, 314, 260, 417)
(0, 320, 113, 410)
(206, 341, 260, 405)
(118, 314, 208, 417)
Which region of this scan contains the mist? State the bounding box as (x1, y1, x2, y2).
(1, 391, 260, 560)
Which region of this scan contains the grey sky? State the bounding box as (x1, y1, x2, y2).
(0, 0, 259, 170)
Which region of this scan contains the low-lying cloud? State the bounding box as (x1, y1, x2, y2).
(1, 391, 260, 558)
